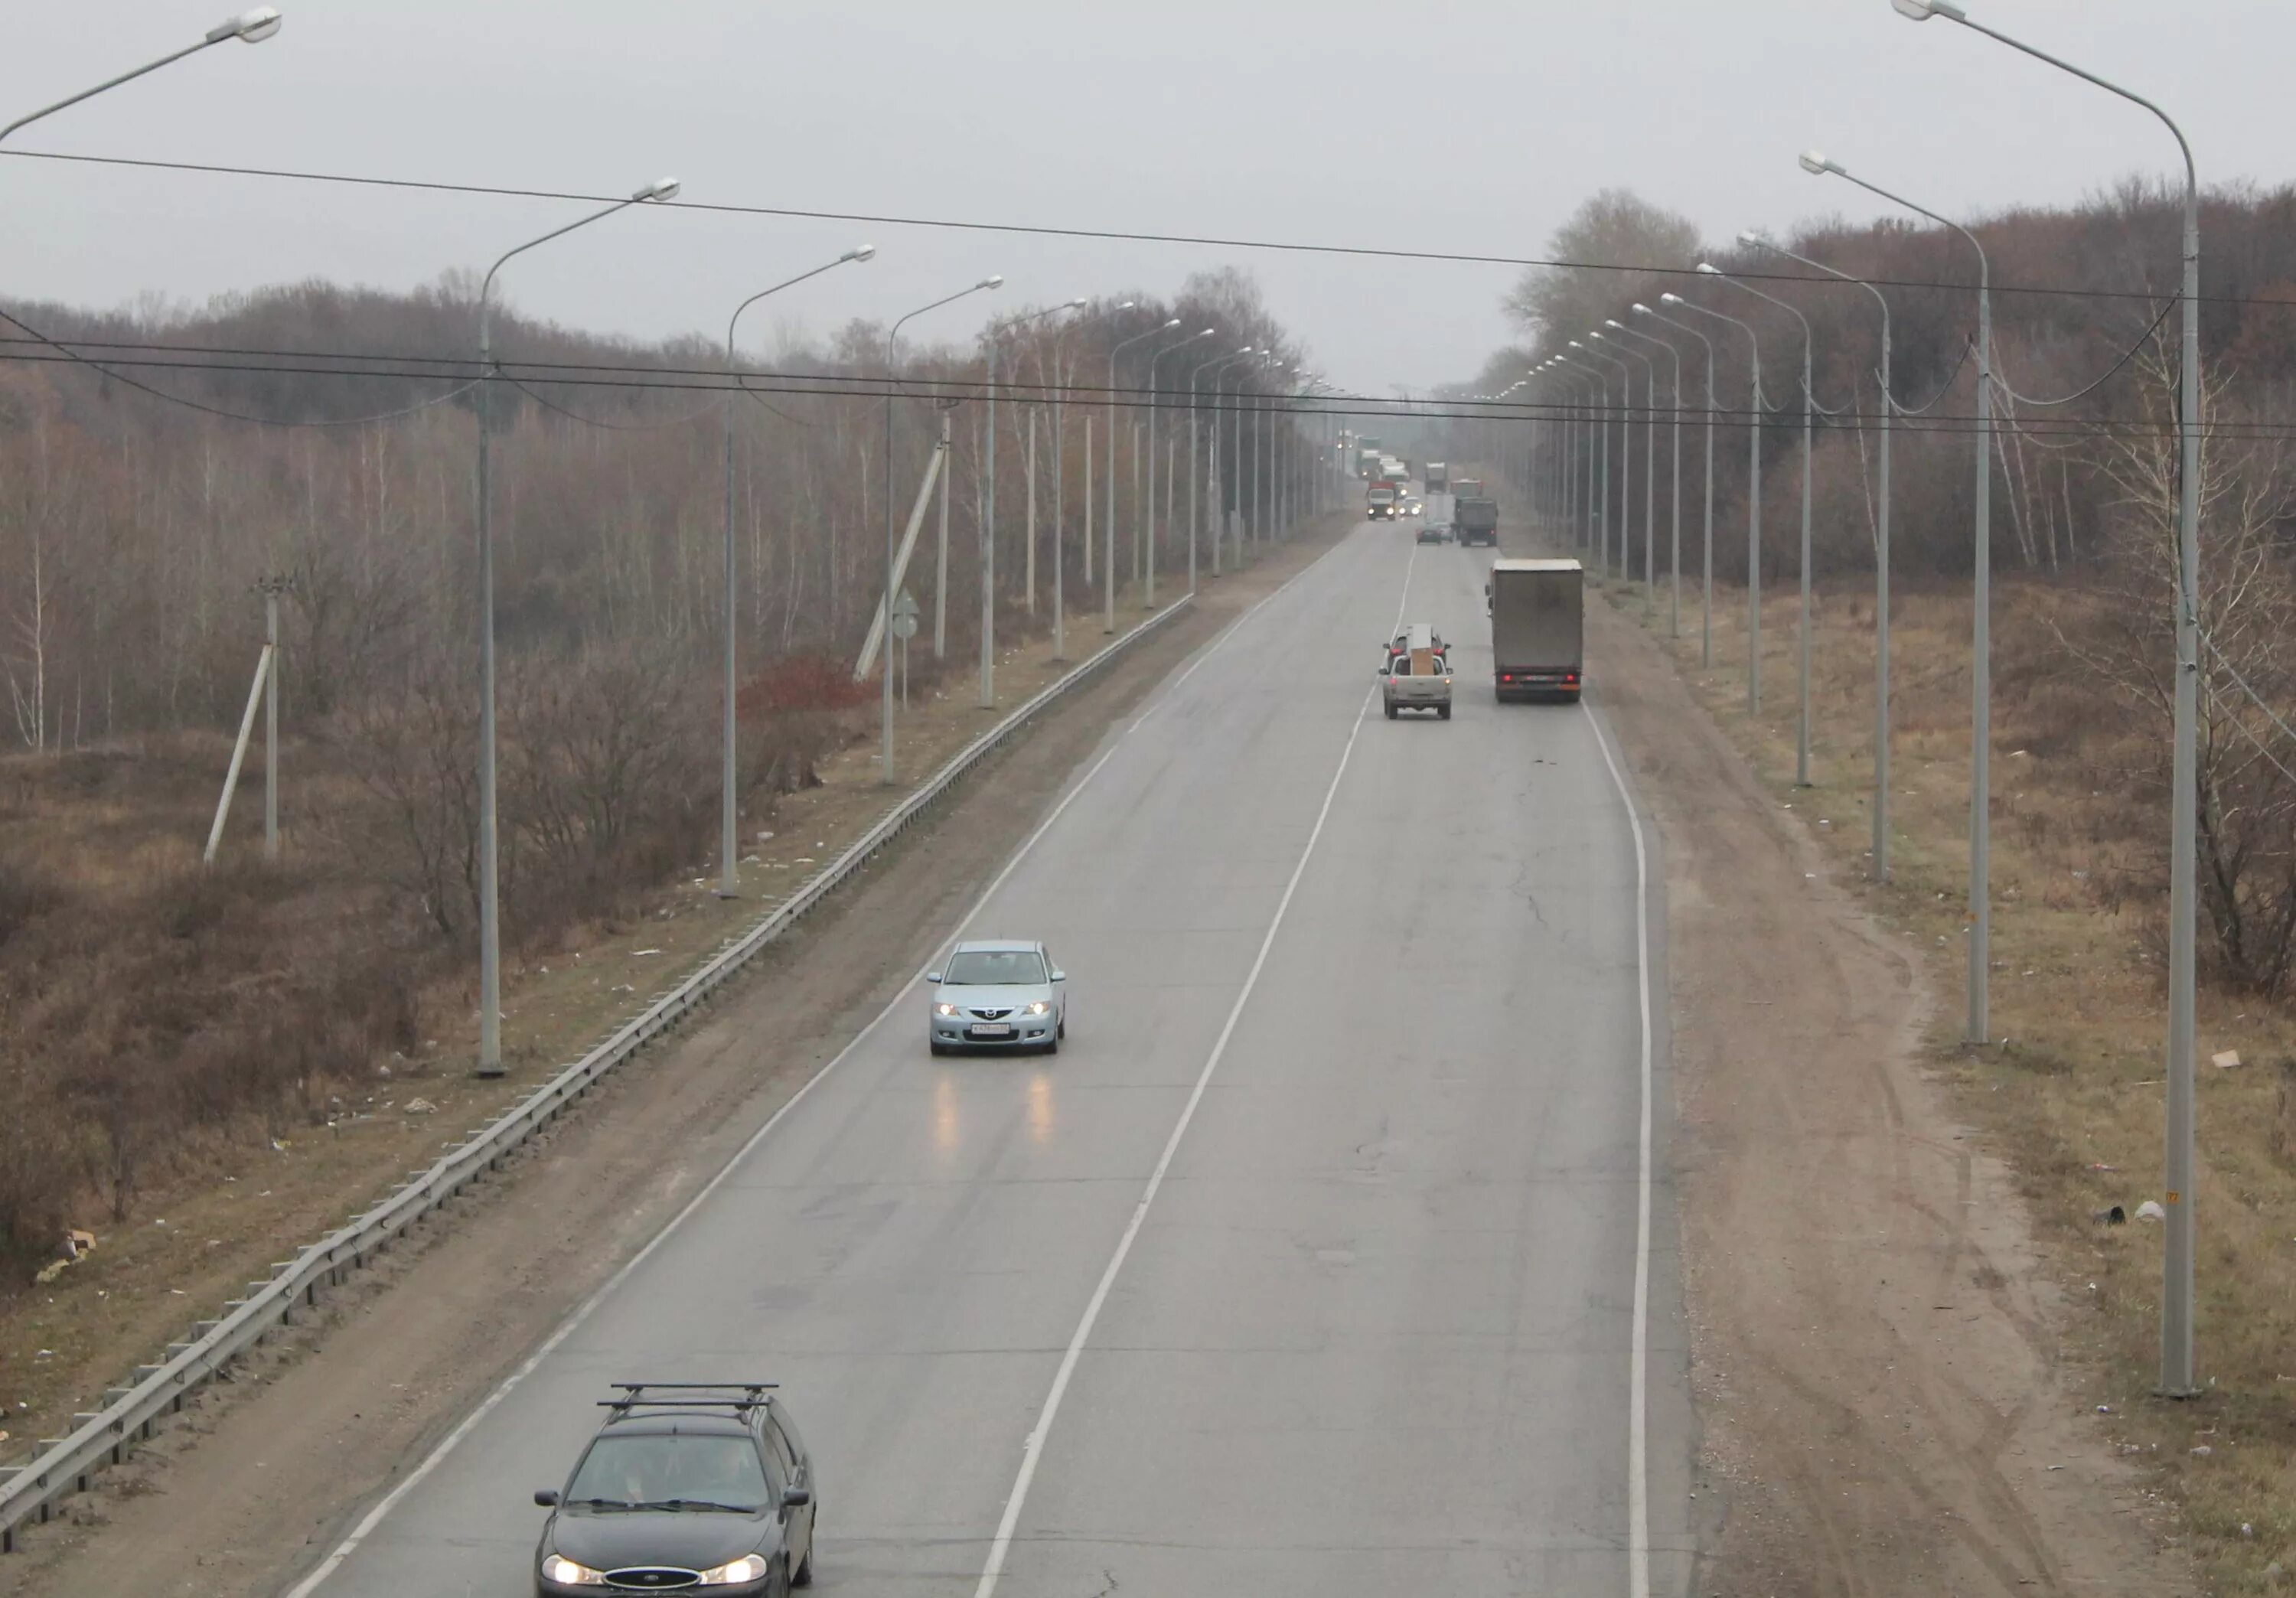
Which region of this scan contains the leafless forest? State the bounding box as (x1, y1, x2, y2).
(1453, 181, 2296, 1007)
(0, 266, 1311, 1258)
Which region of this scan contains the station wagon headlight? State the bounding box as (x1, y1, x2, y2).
(935, 1002, 960, 1016)
(1025, 1000, 1051, 1016)
(699, 1554, 770, 1584)
(541, 1554, 607, 1585)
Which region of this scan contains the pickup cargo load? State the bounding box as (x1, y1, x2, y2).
(1381, 623, 1453, 720)
(1486, 558, 1583, 702)
(1454, 495, 1499, 546)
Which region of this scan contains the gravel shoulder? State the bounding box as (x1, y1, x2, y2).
(1584, 586, 2191, 1594)
(0, 526, 1347, 1598)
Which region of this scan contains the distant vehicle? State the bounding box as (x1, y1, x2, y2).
(928, 940, 1066, 1054)
(1454, 496, 1499, 546)
(1417, 520, 1450, 545)
(1451, 477, 1485, 499)
(1404, 497, 1425, 518)
(1486, 558, 1583, 702)
(1366, 483, 1400, 520)
(1381, 623, 1453, 720)
(1378, 455, 1407, 481)
(1354, 435, 1385, 478)
(533, 1383, 817, 1596)
(1424, 461, 1450, 492)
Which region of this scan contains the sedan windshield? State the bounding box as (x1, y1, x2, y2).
(944, 949, 1046, 985)
(565, 1433, 769, 1512)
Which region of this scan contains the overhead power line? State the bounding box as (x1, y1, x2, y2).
(1, 145, 2278, 312)
(5, 341, 2282, 443)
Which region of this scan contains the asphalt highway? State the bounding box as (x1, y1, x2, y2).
(290, 511, 1693, 1597)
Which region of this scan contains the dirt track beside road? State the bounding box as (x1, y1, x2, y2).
(1587, 591, 2190, 1594)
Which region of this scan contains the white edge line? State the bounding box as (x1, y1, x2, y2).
(971, 539, 1413, 1597)
(1582, 698, 1654, 1598)
(283, 533, 1354, 1597)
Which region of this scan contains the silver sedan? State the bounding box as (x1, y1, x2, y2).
(927, 940, 1067, 1055)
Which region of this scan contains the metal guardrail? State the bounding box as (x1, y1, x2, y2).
(0, 595, 1195, 1552)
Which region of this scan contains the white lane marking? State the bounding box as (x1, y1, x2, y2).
(1581, 700, 1655, 1598)
(971, 540, 1416, 1597)
(284, 531, 1360, 1596)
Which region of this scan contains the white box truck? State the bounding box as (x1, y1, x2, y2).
(1486, 558, 1583, 702)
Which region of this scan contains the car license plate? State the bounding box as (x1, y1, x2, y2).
(970, 1023, 1013, 1037)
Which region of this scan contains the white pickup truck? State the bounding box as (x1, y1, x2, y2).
(1381, 623, 1453, 720)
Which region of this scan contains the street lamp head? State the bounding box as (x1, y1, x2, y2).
(1117, 300, 1137, 311)
(1891, 0, 1965, 20)
(1737, 229, 1770, 247)
(1631, 302, 1655, 315)
(1604, 318, 1626, 329)
(1161, 317, 1182, 328)
(980, 276, 1006, 290)
(209, 7, 282, 44)
(1660, 292, 1688, 305)
(1568, 339, 1586, 349)
(1234, 344, 1255, 355)
(844, 244, 877, 263)
(1799, 148, 1844, 178)
(1068, 298, 1088, 308)
(1694, 262, 1722, 276)
(635, 177, 681, 201)
(1196, 326, 1216, 337)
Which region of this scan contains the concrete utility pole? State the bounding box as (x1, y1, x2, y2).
(256, 574, 292, 862)
(885, 276, 1001, 779)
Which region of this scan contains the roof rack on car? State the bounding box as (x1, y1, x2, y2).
(601, 1381, 778, 1413)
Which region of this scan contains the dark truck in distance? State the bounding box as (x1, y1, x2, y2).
(1453, 495, 1499, 546)
(1486, 558, 1583, 702)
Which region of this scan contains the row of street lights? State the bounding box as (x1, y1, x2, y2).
(4, 7, 1325, 1099)
(1512, 0, 2204, 1397)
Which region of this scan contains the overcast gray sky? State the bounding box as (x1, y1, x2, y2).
(5, 2, 2289, 397)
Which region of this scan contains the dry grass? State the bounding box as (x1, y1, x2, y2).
(1608, 566, 2296, 1589)
(0, 560, 1223, 1476)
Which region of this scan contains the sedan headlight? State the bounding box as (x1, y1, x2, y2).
(541, 1554, 607, 1586)
(935, 1002, 960, 1016)
(1025, 1000, 1051, 1016)
(698, 1554, 771, 1585)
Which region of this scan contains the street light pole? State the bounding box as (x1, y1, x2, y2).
(1596, 329, 1658, 613)
(1146, 328, 1215, 609)
(982, 299, 1081, 705)
(0, 8, 282, 149)
(473, 174, 682, 1076)
(1743, 231, 1894, 880)
(1560, 352, 1613, 579)
(883, 276, 1002, 775)
(1885, 0, 2203, 1397)
(1637, 302, 1717, 667)
(1802, 155, 1991, 1045)
(1701, 261, 1817, 788)
(719, 244, 874, 897)
(1221, 362, 1254, 573)
(1611, 320, 1683, 638)
(1668, 294, 1763, 713)
(1106, 318, 1178, 616)
(1192, 345, 1254, 589)
(1574, 343, 1632, 582)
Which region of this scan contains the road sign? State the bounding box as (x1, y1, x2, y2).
(891, 589, 920, 641)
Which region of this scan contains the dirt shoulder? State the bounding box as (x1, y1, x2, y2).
(1587, 590, 2193, 1593)
(0, 522, 1350, 1598)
